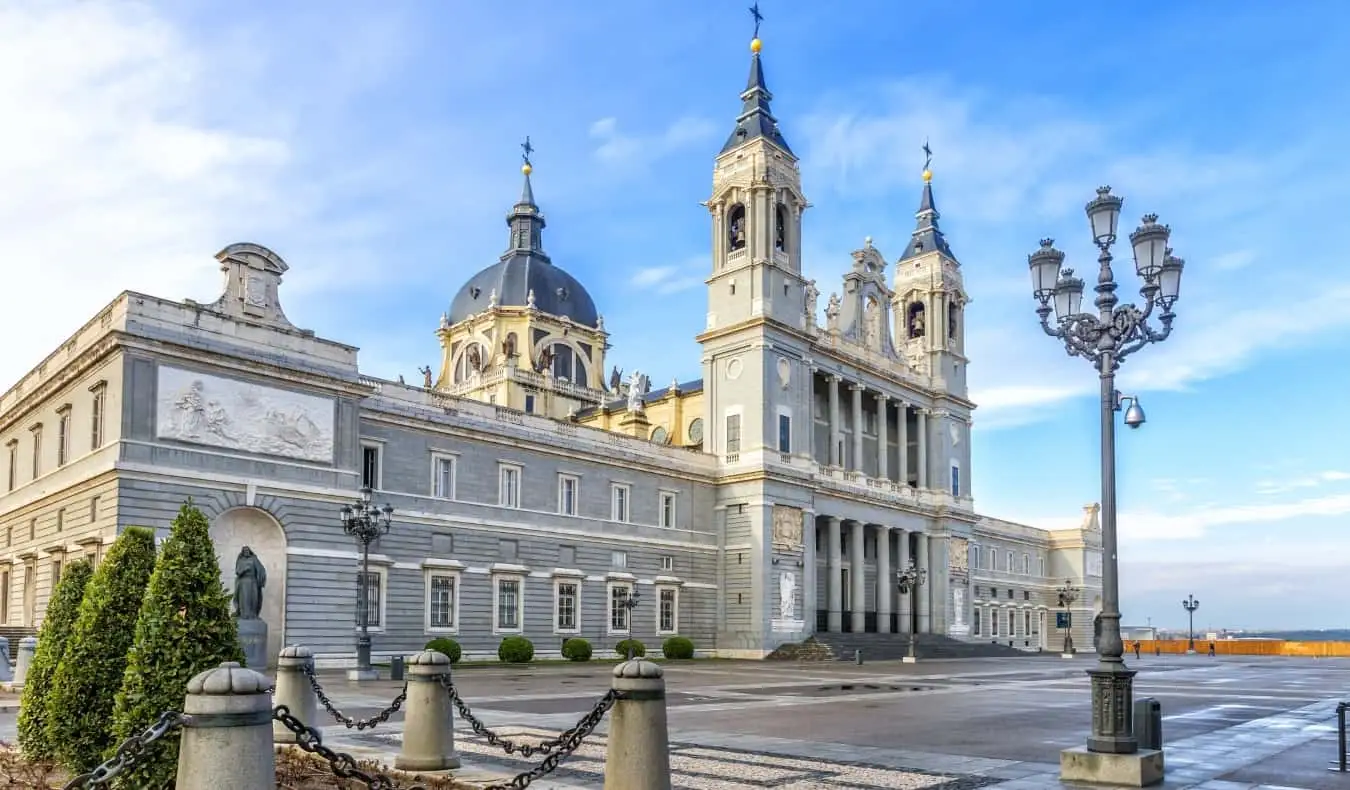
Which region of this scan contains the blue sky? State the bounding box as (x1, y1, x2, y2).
(4, 1, 1348, 630)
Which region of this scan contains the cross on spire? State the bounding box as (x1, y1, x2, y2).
(521, 136, 534, 167)
(922, 139, 933, 172)
(749, 2, 763, 38)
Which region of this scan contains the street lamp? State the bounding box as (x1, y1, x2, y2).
(1057, 580, 1080, 655)
(340, 486, 394, 677)
(620, 590, 642, 659)
(1182, 594, 1200, 653)
(1028, 186, 1184, 756)
(897, 560, 927, 662)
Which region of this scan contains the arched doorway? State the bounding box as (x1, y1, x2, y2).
(211, 507, 287, 667)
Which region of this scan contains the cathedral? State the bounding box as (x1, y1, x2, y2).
(0, 28, 1103, 665)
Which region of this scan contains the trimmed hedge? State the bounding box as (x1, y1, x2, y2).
(46, 526, 157, 774)
(561, 638, 592, 661)
(425, 638, 462, 663)
(110, 503, 245, 788)
(498, 636, 534, 663)
(17, 559, 94, 761)
(662, 636, 695, 660)
(614, 638, 646, 658)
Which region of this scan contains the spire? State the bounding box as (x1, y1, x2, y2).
(505, 137, 550, 262)
(899, 141, 955, 262)
(720, 4, 793, 156)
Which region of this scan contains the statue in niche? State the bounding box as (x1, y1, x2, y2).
(419, 365, 433, 388)
(804, 280, 819, 322)
(502, 333, 517, 360)
(864, 298, 883, 349)
(233, 546, 267, 620)
(825, 293, 841, 333)
(608, 365, 623, 392)
(908, 303, 926, 339)
(948, 302, 960, 340)
(466, 344, 483, 373)
(626, 370, 649, 412)
(535, 345, 555, 374)
(779, 571, 796, 620)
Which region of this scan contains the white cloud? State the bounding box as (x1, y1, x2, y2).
(590, 116, 718, 168)
(1210, 250, 1258, 272)
(630, 263, 703, 295)
(1255, 469, 1350, 495)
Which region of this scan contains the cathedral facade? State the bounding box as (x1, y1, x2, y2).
(0, 34, 1103, 665)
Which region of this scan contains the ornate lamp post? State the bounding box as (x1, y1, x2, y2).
(1182, 594, 1200, 653)
(620, 590, 642, 659)
(340, 486, 394, 678)
(898, 560, 927, 662)
(1057, 580, 1080, 655)
(1028, 186, 1184, 755)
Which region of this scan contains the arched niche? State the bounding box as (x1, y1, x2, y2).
(948, 301, 960, 340)
(774, 203, 788, 252)
(727, 203, 747, 251)
(453, 341, 487, 383)
(535, 339, 589, 386)
(906, 301, 927, 339)
(211, 507, 288, 668)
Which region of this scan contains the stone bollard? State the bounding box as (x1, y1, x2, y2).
(14, 637, 37, 685)
(176, 662, 275, 790)
(395, 649, 461, 771)
(273, 645, 318, 744)
(0, 637, 13, 683)
(604, 658, 671, 790)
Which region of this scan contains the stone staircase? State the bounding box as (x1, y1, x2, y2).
(768, 632, 1032, 661)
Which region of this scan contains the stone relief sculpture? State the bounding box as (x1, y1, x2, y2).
(825, 293, 841, 333)
(156, 367, 336, 462)
(804, 280, 819, 323)
(771, 505, 803, 549)
(779, 571, 796, 620)
(864, 298, 883, 350)
(233, 546, 266, 620)
(949, 537, 968, 573)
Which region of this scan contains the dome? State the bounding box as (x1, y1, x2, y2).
(448, 252, 599, 327)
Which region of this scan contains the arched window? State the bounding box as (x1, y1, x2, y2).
(453, 342, 487, 383)
(907, 302, 926, 339)
(544, 343, 588, 386)
(650, 426, 668, 444)
(774, 203, 788, 252)
(727, 204, 747, 251)
(948, 301, 960, 340)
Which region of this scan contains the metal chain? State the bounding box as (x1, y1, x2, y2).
(303, 662, 408, 729)
(273, 704, 425, 790)
(62, 710, 185, 789)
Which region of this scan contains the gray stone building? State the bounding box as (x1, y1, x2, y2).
(0, 35, 1103, 666)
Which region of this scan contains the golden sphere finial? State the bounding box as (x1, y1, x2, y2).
(922, 168, 932, 183)
(750, 37, 762, 53)
(521, 163, 533, 176)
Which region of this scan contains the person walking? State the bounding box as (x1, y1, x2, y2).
(1134, 641, 1141, 659)
(1208, 641, 1216, 657)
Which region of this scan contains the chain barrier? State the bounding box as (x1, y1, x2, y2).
(62, 710, 185, 789)
(273, 704, 425, 790)
(303, 662, 408, 730)
(438, 673, 620, 790)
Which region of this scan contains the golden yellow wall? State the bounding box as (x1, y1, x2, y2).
(578, 390, 705, 448)
(1134, 640, 1350, 657)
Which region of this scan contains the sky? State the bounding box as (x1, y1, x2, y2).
(3, 1, 1348, 631)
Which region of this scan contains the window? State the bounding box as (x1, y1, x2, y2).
(1007, 552, 1014, 574)
(991, 609, 1000, 637)
(4, 527, 9, 548)
(360, 444, 381, 490)
(660, 556, 674, 572)
(658, 586, 679, 634)
(972, 607, 982, 637)
(1022, 553, 1030, 574)
(951, 463, 961, 497)
(1007, 588, 1014, 600)
(28, 519, 35, 542)
(56, 508, 65, 533)
(524, 394, 535, 413)
(609, 583, 634, 634)
(56, 407, 71, 467)
(558, 474, 578, 516)
(611, 483, 630, 522)
(555, 580, 579, 633)
(1023, 610, 1032, 637)
(1024, 590, 1031, 601)
(356, 570, 383, 629)
(1032, 612, 1041, 635)
(90, 496, 100, 523)
(30, 424, 42, 479)
(725, 414, 741, 454)
(777, 413, 791, 453)
(494, 576, 523, 632)
(611, 550, 628, 569)
(499, 464, 522, 508)
(426, 573, 457, 632)
(0, 570, 7, 624)
(90, 383, 106, 449)
(428, 455, 456, 499)
(51, 559, 62, 589)
(972, 545, 981, 571)
(1039, 556, 1047, 577)
(659, 491, 676, 528)
(5, 441, 15, 492)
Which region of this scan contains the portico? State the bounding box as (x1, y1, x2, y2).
(809, 516, 942, 636)
(813, 371, 935, 490)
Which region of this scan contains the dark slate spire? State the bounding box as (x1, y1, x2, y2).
(720, 11, 793, 156)
(898, 172, 955, 263)
(506, 137, 549, 262)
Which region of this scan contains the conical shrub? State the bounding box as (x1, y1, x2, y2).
(46, 526, 157, 774)
(16, 558, 94, 761)
(110, 502, 243, 789)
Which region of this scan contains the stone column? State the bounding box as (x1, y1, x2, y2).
(897, 530, 912, 633)
(929, 537, 950, 636)
(802, 511, 817, 631)
(876, 527, 892, 633)
(850, 521, 866, 633)
(916, 533, 931, 634)
(272, 645, 317, 744)
(826, 517, 842, 632)
(917, 409, 929, 489)
(850, 384, 864, 472)
(396, 650, 461, 770)
(876, 394, 890, 481)
(827, 376, 842, 466)
(898, 403, 909, 486)
(14, 636, 36, 686)
(176, 662, 275, 790)
(605, 659, 672, 790)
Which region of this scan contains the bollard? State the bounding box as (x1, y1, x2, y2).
(1336, 702, 1348, 773)
(0, 637, 12, 683)
(395, 650, 461, 771)
(14, 637, 36, 686)
(176, 662, 275, 790)
(273, 645, 318, 744)
(854, 649, 862, 665)
(604, 658, 672, 790)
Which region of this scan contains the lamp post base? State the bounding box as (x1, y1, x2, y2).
(1060, 746, 1164, 787)
(1086, 664, 1139, 754)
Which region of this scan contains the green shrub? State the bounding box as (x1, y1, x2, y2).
(46, 526, 157, 774)
(498, 636, 534, 663)
(662, 636, 695, 660)
(561, 638, 592, 661)
(615, 638, 646, 658)
(17, 559, 94, 761)
(425, 637, 462, 663)
(110, 503, 244, 788)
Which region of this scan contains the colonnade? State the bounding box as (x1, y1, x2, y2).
(817, 373, 931, 488)
(808, 516, 942, 635)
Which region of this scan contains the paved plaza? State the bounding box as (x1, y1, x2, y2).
(4, 654, 1348, 789)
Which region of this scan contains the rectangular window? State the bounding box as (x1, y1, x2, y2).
(524, 394, 535, 413)
(0, 570, 8, 625)
(90, 384, 106, 449)
(1039, 556, 1046, 577)
(432, 456, 456, 499)
(427, 574, 456, 630)
(1022, 553, 1030, 574)
(1007, 552, 1015, 574)
(659, 491, 676, 528)
(499, 465, 521, 508)
(558, 475, 578, 515)
(555, 581, 579, 632)
(28, 519, 36, 542)
(1032, 612, 1041, 635)
(495, 577, 522, 631)
(5, 442, 16, 492)
(51, 559, 62, 589)
(356, 571, 382, 629)
(658, 587, 678, 634)
(360, 445, 381, 490)
(611, 484, 630, 522)
(660, 555, 674, 572)
(31, 425, 42, 479)
(57, 408, 71, 467)
(777, 414, 791, 453)
(611, 550, 628, 569)
(725, 414, 741, 454)
(951, 464, 961, 497)
(56, 508, 65, 533)
(609, 584, 633, 633)
(973, 608, 982, 637)
(992, 610, 1001, 637)
(90, 496, 100, 523)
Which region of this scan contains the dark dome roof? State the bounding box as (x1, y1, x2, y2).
(448, 252, 599, 327)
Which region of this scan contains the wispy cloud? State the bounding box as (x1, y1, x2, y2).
(1210, 250, 1258, 272)
(590, 116, 717, 168)
(630, 262, 704, 295)
(1255, 469, 1350, 496)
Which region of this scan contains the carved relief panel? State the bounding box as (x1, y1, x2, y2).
(771, 505, 803, 550)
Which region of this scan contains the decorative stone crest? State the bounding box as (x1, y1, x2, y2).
(771, 505, 803, 549)
(949, 537, 969, 573)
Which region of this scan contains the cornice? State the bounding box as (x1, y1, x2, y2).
(0, 333, 121, 434)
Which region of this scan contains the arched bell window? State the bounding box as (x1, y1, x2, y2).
(774, 203, 788, 252)
(906, 302, 926, 339)
(453, 341, 488, 383)
(948, 301, 960, 340)
(727, 204, 747, 251)
(544, 343, 588, 386)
